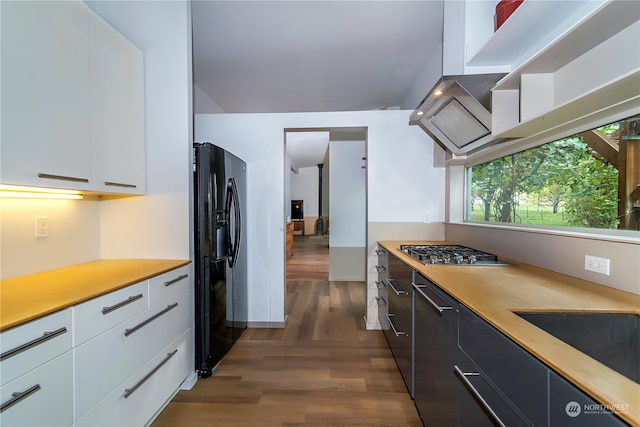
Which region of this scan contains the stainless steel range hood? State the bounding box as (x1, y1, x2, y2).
(409, 73, 507, 156)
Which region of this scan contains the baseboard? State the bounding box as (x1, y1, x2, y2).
(365, 315, 382, 330)
(329, 275, 366, 281)
(180, 371, 198, 390)
(247, 320, 286, 328)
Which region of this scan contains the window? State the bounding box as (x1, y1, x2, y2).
(466, 116, 639, 231)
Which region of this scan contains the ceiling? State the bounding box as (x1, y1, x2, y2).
(191, 0, 444, 114)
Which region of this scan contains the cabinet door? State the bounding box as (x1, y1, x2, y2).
(1, 1, 91, 190)
(0, 352, 73, 427)
(89, 11, 145, 195)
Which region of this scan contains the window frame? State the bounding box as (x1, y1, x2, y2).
(454, 108, 640, 244)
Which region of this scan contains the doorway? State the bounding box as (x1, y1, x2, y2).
(284, 127, 368, 320)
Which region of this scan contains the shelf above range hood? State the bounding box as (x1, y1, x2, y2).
(409, 73, 508, 156)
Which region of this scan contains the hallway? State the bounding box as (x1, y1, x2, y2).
(152, 235, 421, 426)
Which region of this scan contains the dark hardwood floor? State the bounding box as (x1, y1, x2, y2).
(152, 235, 421, 426)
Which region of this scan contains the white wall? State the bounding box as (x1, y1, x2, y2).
(291, 167, 318, 219)
(0, 198, 100, 278)
(329, 140, 366, 247)
(195, 110, 444, 325)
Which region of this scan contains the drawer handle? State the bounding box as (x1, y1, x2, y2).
(374, 249, 386, 255)
(0, 384, 41, 413)
(124, 349, 178, 399)
(386, 279, 408, 296)
(102, 294, 144, 315)
(386, 314, 407, 337)
(0, 327, 67, 361)
(164, 274, 188, 287)
(413, 282, 452, 315)
(124, 303, 178, 337)
(374, 280, 386, 289)
(374, 296, 386, 307)
(453, 365, 506, 427)
(38, 173, 89, 183)
(104, 181, 137, 188)
(375, 265, 387, 273)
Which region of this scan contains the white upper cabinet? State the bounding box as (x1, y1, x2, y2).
(89, 12, 145, 195)
(1, 0, 92, 190)
(490, 0, 640, 139)
(0, 1, 145, 195)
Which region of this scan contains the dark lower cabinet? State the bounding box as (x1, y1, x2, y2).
(459, 305, 547, 426)
(413, 274, 458, 426)
(383, 253, 414, 397)
(549, 371, 629, 427)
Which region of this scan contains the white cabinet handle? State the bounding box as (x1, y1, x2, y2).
(38, 173, 89, 183)
(0, 327, 67, 361)
(123, 349, 178, 398)
(164, 274, 188, 287)
(124, 303, 178, 337)
(102, 294, 144, 315)
(0, 384, 41, 413)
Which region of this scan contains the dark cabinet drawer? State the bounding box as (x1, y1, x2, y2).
(549, 370, 630, 427)
(459, 305, 547, 426)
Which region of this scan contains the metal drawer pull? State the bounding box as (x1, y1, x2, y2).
(124, 303, 178, 337)
(124, 349, 178, 399)
(374, 296, 386, 307)
(0, 384, 41, 413)
(375, 280, 386, 289)
(164, 274, 188, 287)
(413, 282, 452, 315)
(454, 365, 506, 427)
(386, 279, 408, 296)
(38, 173, 89, 183)
(386, 314, 407, 337)
(374, 249, 386, 255)
(0, 327, 67, 361)
(375, 265, 387, 273)
(102, 294, 144, 315)
(104, 181, 137, 188)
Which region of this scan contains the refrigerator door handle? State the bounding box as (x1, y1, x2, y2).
(226, 177, 242, 268)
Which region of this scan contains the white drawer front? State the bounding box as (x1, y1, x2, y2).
(72, 281, 148, 347)
(0, 352, 73, 427)
(74, 330, 190, 427)
(74, 288, 189, 419)
(148, 265, 190, 307)
(0, 309, 72, 386)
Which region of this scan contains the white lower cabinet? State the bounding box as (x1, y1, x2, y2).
(74, 286, 190, 420)
(0, 264, 191, 426)
(0, 352, 73, 427)
(74, 330, 190, 427)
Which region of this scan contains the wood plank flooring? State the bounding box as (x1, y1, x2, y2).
(152, 236, 422, 427)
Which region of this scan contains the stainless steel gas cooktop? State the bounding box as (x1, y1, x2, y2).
(399, 244, 516, 266)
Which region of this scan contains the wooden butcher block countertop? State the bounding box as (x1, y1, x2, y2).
(0, 259, 191, 332)
(378, 240, 640, 426)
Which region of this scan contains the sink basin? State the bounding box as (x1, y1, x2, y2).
(516, 311, 639, 383)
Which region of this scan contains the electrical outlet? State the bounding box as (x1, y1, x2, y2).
(584, 255, 610, 275)
(35, 216, 49, 238)
(423, 213, 430, 223)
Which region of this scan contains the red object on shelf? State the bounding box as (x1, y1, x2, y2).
(496, 0, 524, 30)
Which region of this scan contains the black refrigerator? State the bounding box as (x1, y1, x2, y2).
(193, 142, 247, 377)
